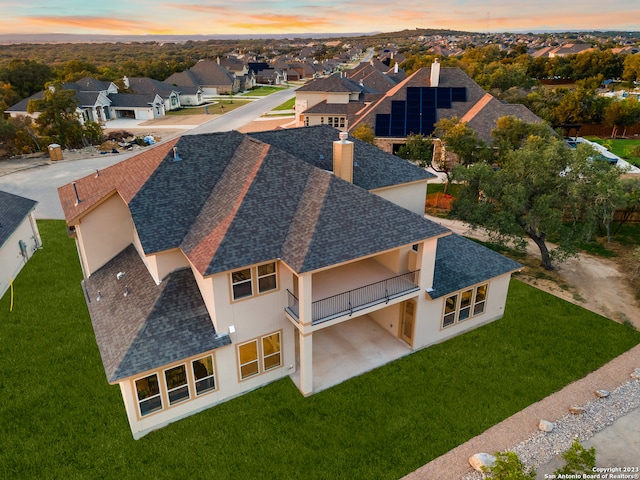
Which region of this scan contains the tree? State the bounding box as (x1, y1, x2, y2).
(452, 136, 594, 270)
(603, 98, 640, 138)
(613, 177, 640, 235)
(491, 116, 555, 158)
(622, 52, 640, 83)
(351, 123, 376, 145)
(0, 59, 53, 99)
(566, 153, 626, 243)
(434, 117, 488, 165)
(28, 82, 84, 148)
(396, 134, 433, 168)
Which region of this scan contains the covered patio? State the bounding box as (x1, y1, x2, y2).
(289, 314, 412, 394)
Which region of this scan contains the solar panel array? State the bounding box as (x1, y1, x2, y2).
(375, 87, 467, 137)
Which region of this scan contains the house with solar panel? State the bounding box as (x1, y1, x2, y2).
(58, 125, 521, 439)
(295, 60, 542, 155)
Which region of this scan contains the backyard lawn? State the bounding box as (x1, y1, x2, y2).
(2, 221, 639, 479)
(585, 137, 640, 167)
(242, 86, 287, 96)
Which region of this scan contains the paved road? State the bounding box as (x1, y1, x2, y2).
(186, 88, 296, 134)
(0, 88, 298, 219)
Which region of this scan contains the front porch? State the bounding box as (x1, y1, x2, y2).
(289, 314, 412, 394)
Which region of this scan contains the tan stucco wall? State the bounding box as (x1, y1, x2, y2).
(413, 273, 513, 350)
(369, 303, 403, 338)
(372, 181, 428, 216)
(0, 213, 40, 299)
(75, 194, 134, 277)
(121, 260, 297, 439)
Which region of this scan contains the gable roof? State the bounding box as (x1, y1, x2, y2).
(60, 127, 447, 277)
(83, 245, 230, 383)
(165, 59, 236, 87)
(430, 234, 521, 299)
(126, 77, 179, 98)
(0, 190, 37, 248)
(296, 73, 366, 94)
(348, 67, 542, 144)
(248, 125, 435, 190)
(109, 93, 161, 108)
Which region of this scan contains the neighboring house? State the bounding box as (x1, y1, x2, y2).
(532, 43, 594, 58)
(348, 60, 543, 153)
(125, 77, 182, 112)
(217, 57, 257, 90)
(165, 59, 241, 97)
(4, 76, 172, 125)
(0, 191, 41, 300)
(58, 125, 521, 439)
(294, 73, 374, 129)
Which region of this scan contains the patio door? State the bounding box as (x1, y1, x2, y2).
(400, 299, 416, 346)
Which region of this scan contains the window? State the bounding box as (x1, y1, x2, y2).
(339, 117, 345, 128)
(442, 284, 489, 328)
(192, 355, 216, 395)
(262, 333, 281, 371)
(474, 284, 487, 315)
(238, 331, 282, 380)
(231, 268, 253, 300)
(136, 374, 162, 416)
(443, 294, 457, 327)
(320, 117, 324, 124)
(258, 262, 277, 293)
(238, 340, 259, 379)
(230, 262, 278, 301)
(164, 364, 190, 405)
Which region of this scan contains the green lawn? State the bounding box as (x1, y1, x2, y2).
(585, 137, 640, 167)
(242, 86, 287, 96)
(273, 98, 295, 110)
(2, 221, 639, 479)
(165, 100, 250, 115)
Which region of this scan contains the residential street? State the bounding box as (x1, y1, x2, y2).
(0, 88, 297, 219)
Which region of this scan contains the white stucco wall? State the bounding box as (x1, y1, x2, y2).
(0, 212, 40, 299)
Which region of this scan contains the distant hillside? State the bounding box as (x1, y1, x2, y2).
(0, 32, 380, 45)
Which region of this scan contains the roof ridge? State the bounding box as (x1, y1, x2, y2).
(460, 92, 493, 123)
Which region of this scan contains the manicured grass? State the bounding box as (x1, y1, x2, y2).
(2, 221, 639, 479)
(273, 97, 295, 110)
(242, 86, 286, 96)
(165, 100, 250, 115)
(426, 182, 464, 197)
(585, 137, 640, 166)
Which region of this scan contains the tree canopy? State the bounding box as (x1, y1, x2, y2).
(451, 134, 624, 270)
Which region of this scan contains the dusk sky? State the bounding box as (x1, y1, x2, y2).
(1, 0, 639, 36)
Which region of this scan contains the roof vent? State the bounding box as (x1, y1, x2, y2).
(172, 147, 182, 162)
(72, 182, 82, 205)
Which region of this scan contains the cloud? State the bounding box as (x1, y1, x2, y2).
(20, 15, 175, 34)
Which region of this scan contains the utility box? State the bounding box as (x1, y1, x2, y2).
(48, 144, 63, 161)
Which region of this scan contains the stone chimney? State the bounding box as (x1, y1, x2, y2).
(333, 131, 354, 183)
(430, 58, 440, 87)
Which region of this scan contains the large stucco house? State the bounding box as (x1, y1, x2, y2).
(0, 191, 41, 300)
(58, 125, 521, 439)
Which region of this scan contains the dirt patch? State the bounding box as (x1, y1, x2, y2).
(425, 214, 640, 328)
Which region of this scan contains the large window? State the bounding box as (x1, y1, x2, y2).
(192, 355, 216, 395)
(164, 364, 190, 406)
(133, 353, 218, 418)
(230, 262, 278, 301)
(238, 331, 282, 380)
(135, 374, 162, 417)
(442, 284, 489, 328)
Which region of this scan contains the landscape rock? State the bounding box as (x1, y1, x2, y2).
(631, 368, 640, 380)
(538, 420, 554, 432)
(594, 389, 610, 398)
(469, 452, 496, 472)
(569, 405, 586, 414)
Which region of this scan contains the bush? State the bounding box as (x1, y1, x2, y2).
(483, 452, 536, 479)
(555, 439, 596, 475)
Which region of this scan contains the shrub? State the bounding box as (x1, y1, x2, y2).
(483, 452, 536, 479)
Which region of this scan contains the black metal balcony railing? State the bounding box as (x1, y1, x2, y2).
(285, 270, 420, 325)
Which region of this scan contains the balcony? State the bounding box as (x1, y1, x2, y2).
(286, 269, 420, 325)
